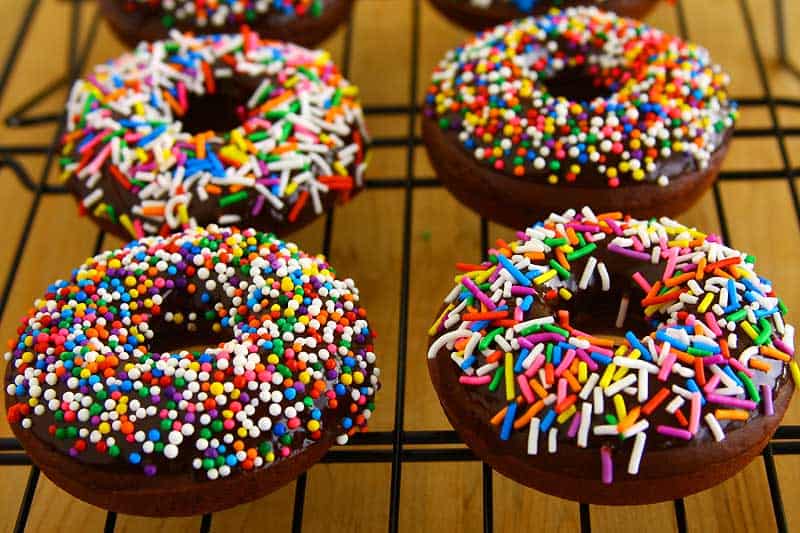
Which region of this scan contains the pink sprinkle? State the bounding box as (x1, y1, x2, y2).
(705, 312, 723, 337)
(557, 378, 567, 404)
(85, 143, 113, 175)
(132, 218, 144, 239)
(706, 393, 757, 410)
(523, 354, 546, 378)
(461, 276, 496, 310)
(728, 357, 754, 377)
(459, 375, 492, 386)
(762, 384, 774, 416)
(662, 247, 679, 281)
(555, 349, 576, 377)
(630, 235, 644, 252)
(600, 446, 614, 484)
(774, 338, 794, 356)
(704, 373, 721, 393)
(78, 128, 111, 154)
(587, 345, 613, 357)
(657, 353, 676, 381)
(632, 272, 652, 293)
(657, 425, 693, 440)
(518, 375, 535, 403)
(514, 306, 523, 322)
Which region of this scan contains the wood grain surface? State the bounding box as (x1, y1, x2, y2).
(0, 0, 798, 531)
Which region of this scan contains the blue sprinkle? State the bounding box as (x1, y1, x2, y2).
(540, 408, 557, 433)
(500, 402, 518, 441)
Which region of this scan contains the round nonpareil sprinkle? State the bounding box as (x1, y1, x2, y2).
(122, 0, 327, 28)
(61, 30, 368, 238)
(6, 226, 379, 479)
(428, 207, 794, 482)
(425, 7, 737, 187)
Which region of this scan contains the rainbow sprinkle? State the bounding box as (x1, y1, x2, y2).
(61, 30, 368, 238)
(425, 7, 737, 187)
(450, 0, 647, 13)
(5, 226, 379, 479)
(428, 207, 794, 483)
(122, 0, 327, 28)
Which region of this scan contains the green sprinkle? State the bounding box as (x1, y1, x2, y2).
(488, 367, 504, 392)
(566, 243, 597, 261)
(544, 237, 568, 247)
(479, 327, 504, 351)
(549, 259, 571, 280)
(687, 347, 713, 357)
(543, 324, 570, 338)
(219, 190, 249, 207)
(726, 309, 747, 323)
(738, 371, 760, 403)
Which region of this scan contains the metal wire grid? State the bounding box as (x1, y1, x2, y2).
(0, 0, 799, 532)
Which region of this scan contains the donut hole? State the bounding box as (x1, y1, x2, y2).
(181, 91, 243, 135)
(563, 290, 651, 341)
(542, 65, 615, 103)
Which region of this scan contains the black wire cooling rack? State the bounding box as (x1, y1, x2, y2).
(0, 0, 799, 532)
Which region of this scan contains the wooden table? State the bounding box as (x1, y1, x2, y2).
(0, 0, 798, 531)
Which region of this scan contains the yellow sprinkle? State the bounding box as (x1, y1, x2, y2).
(736, 266, 756, 280)
(177, 203, 189, 225)
(558, 288, 573, 300)
(285, 181, 299, 196)
(334, 161, 348, 176)
(741, 322, 758, 341)
(556, 405, 577, 424)
(534, 269, 557, 285)
(790, 361, 800, 387)
(428, 304, 454, 336)
(697, 292, 714, 313)
(119, 214, 136, 238)
(578, 361, 588, 383)
(613, 349, 640, 381)
(505, 352, 515, 401)
(599, 363, 617, 389)
(614, 394, 627, 420)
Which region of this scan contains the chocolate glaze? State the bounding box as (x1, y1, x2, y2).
(99, 0, 355, 48)
(426, 218, 793, 504)
(422, 114, 730, 227)
(427, 0, 660, 32)
(5, 228, 379, 515)
(66, 53, 365, 241)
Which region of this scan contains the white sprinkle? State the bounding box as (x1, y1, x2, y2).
(598, 262, 610, 291)
(577, 402, 592, 448)
(705, 413, 726, 441)
(527, 417, 540, 455)
(627, 432, 647, 475)
(548, 427, 558, 453)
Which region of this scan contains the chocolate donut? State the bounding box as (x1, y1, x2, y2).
(427, 208, 796, 504)
(99, 0, 355, 48)
(422, 8, 737, 228)
(4, 226, 380, 516)
(61, 31, 369, 241)
(427, 0, 660, 32)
